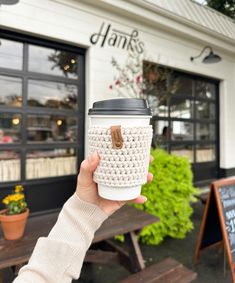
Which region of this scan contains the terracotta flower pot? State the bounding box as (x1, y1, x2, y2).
(0, 208, 29, 240)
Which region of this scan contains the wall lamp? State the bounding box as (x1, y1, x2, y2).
(0, 0, 19, 5)
(190, 46, 222, 64)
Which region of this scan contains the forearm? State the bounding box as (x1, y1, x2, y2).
(13, 194, 108, 283)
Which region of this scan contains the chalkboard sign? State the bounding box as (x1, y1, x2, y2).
(195, 177, 235, 282)
(218, 184, 235, 262)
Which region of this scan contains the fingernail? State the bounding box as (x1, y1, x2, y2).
(142, 196, 147, 202)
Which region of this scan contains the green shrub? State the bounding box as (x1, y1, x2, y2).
(134, 148, 199, 245)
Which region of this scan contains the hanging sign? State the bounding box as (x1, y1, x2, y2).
(90, 22, 144, 54)
(194, 177, 235, 282)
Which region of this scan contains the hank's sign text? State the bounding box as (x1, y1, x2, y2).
(90, 22, 144, 54)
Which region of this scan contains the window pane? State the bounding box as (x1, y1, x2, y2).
(196, 123, 215, 141)
(153, 120, 170, 142)
(171, 145, 194, 163)
(26, 148, 77, 179)
(173, 76, 193, 97)
(172, 121, 193, 141)
(195, 101, 215, 120)
(147, 96, 168, 117)
(195, 81, 216, 99)
(0, 151, 20, 182)
(196, 144, 215, 162)
(143, 63, 179, 116)
(170, 98, 193, 119)
(0, 75, 22, 107)
(0, 38, 23, 70)
(157, 104, 168, 117)
(29, 45, 79, 79)
(28, 80, 78, 109)
(27, 115, 77, 143)
(0, 113, 21, 143)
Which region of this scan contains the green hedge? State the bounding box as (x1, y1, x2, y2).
(134, 148, 199, 245)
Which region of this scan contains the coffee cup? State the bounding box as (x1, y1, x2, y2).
(88, 98, 152, 201)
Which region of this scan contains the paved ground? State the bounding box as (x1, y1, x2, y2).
(3, 201, 232, 282)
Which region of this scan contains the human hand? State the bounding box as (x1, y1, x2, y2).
(76, 152, 153, 216)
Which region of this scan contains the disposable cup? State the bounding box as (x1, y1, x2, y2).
(88, 98, 152, 201)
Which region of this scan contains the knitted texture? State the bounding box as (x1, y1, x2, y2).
(88, 125, 153, 187)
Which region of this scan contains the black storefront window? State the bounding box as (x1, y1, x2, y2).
(0, 32, 85, 213)
(144, 61, 219, 185)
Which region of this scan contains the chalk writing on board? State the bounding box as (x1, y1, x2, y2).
(219, 186, 235, 258)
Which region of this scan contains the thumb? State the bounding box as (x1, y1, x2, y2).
(77, 152, 100, 187)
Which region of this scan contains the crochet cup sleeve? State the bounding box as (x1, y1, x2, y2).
(88, 125, 153, 188)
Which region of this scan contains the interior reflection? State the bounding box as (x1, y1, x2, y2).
(0, 151, 20, 182)
(0, 113, 21, 143)
(29, 45, 78, 78)
(172, 121, 193, 141)
(196, 144, 215, 162)
(196, 124, 215, 141)
(0, 75, 22, 107)
(170, 99, 193, 119)
(28, 80, 78, 109)
(171, 145, 194, 163)
(27, 115, 77, 142)
(26, 148, 77, 179)
(195, 81, 216, 99)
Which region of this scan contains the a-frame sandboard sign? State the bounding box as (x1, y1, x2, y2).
(194, 177, 235, 282)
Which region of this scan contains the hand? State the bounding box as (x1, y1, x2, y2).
(76, 152, 153, 216)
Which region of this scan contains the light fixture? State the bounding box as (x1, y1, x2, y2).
(12, 117, 20, 125)
(63, 64, 70, 71)
(0, 0, 19, 5)
(56, 119, 63, 126)
(190, 46, 222, 64)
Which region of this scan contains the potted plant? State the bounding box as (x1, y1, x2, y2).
(0, 185, 29, 240)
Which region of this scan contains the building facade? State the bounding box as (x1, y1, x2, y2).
(0, 0, 235, 212)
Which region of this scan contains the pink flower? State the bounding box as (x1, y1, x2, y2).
(136, 75, 141, 84)
(115, 80, 120, 85)
(109, 85, 113, 89)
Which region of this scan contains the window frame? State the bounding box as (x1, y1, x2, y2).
(145, 63, 220, 183)
(0, 30, 85, 187)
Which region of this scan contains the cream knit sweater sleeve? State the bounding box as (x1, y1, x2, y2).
(13, 193, 108, 283)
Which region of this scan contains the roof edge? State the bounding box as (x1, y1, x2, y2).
(125, 0, 235, 51)
(190, 0, 235, 25)
(130, 0, 235, 42)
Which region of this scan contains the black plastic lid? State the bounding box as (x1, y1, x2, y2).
(88, 98, 152, 116)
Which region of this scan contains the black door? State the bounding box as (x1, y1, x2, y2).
(144, 63, 219, 185)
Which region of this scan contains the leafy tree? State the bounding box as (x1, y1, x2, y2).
(206, 0, 235, 19)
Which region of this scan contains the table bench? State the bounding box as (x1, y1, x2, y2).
(0, 205, 196, 282)
(118, 258, 197, 283)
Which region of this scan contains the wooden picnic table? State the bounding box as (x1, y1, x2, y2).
(0, 205, 197, 283)
(0, 205, 158, 281)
